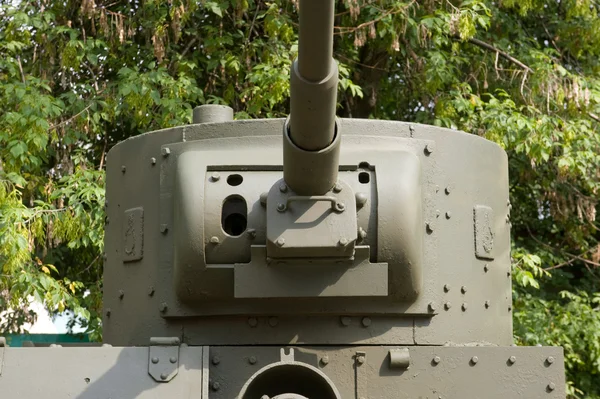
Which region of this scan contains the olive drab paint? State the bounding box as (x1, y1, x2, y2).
(0, 0, 565, 398)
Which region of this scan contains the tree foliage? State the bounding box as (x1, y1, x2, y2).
(0, 0, 598, 396)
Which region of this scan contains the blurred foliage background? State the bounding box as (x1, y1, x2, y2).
(0, 0, 599, 396)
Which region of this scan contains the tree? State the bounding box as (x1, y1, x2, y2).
(0, 0, 598, 396)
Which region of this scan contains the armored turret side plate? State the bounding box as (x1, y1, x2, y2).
(0, 345, 205, 398)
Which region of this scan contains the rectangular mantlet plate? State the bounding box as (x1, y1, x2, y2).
(235, 246, 388, 298)
(474, 205, 495, 260)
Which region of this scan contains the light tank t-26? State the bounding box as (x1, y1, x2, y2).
(0, 1, 565, 397)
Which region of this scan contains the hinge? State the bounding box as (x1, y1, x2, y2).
(0, 337, 6, 376)
(148, 336, 180, 383)
(354, 350, 367, 399)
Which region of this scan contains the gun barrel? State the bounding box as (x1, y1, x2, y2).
(285, 0, 339, 195)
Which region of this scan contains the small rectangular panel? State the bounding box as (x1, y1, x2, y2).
(474, 205, 495, 260)
(122, 207, 144, 262)
(235, 246, 388, 298)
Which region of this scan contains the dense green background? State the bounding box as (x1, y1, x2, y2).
(1, 0, 599, 396)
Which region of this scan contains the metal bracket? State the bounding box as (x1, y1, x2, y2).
(354, 350, 367, 399)
(148, 337, 180, 383)
(0, 337, 5, 376)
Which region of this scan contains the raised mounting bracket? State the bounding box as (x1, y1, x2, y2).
(148, 337, 180, 383)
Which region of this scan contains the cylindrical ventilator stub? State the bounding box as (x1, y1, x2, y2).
(283, 117, 341, 196)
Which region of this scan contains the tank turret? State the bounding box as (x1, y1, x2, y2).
(0, 1, 566, 398)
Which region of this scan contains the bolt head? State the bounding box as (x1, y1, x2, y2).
(355, 192, 368, 208)
(210, 172, 220, 182)
(151, 157, 157, 165)
(147, 286, 155, 296)
(445, 186, 451, 195)
(160, 373, 168, 380)
(160, 224, 168, 234)
(508, 356, 516, 364)
(121, 165, 126, 173)
(105, 308, 111, 317)
(444, 302, 452, 310)
(268, 317, 278, 327)
(485, 300, 491, 309)
(211, 381, 220, 391)
(424, 143, 434, 155)
(547, 356, 555, 364)
(249, 356, 257, 365)
(461, 285, 467, 294)
(276, 203, 286, 212)
(426, 222, 433, 234)
(339, 238, 348, 246)
(210, 236, 220, 244)
(248, 317, 258, 327)
(461, 303, 468, 311)
(151, 357, 159, 364)
(445, 211, 451, 219)
(357, 355, 365, 364)
(320, 355, 329, 365)
(340, 316, 351, 326)
(159, 302, 168, 313)
(433, 356, 441, 365)
(471, 356, 479, 364)
(118, 290, 124, 299)
(279, 183, 288, 193)
(212, 356, 220, 365)
(161, 147, 170, 157)
(428, 302, 437, 312)
(247, 229, 257, 239)
(547, 382, 556, 391)
(333, 183, 342, 193)
(361, 317, 372, 327)
(170, 357, 177, 364)
(335, 202, 345, 212)
(444, 284, 451, 292)
(484, 264, 489, 272)
(276, 237, 285, 247)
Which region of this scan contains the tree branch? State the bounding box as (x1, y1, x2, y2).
(464, 37, 533, 73)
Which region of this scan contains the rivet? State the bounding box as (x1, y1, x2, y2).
(151, 357, 159, 364)
(358, 227, 367, 241)
(210, 172, 220, 182)
(118, 290, 124, 300)
(547, 382, 556, 391)
(121, 165, 126, 173)
(277, 203, 286, 212)
(508, 356, 516, 364)
(484, 264, 489, 272)
(248, 317, 258, 327)
(102, 252, 107, 261)
(276, 237, 285, 247)
(471, 356, 478, 364)
(444, 284, 451, 293)
(462, 303, 468, 311)
(212, 356, 220, 365)
(546, 356, 555, 365)
(105, 217, 110, 225)
(211, 381, 220, 391)
(320, 355, 329, 365)
(361, 317, 372, 327)
(279, 183, 288, 193)
(357, 355, 365, 364)
(104, 200, 108, 209)
(335, 202, 346, 212)
(436, 209, 441, 218)
(485, 300, 490, 309)
(247, 229, 257, 239)
(160, 224, 168, 234)
(249, 356, 257, 365)
(105, 308, 111, 317)
(159, 302, 168, 313)
(161, 147, 170, 157)
(444, 302, 452, 310)
(260, 192, 268, 207)
(340, 316, 351, 326)
(170, 357, 177, 364)
(445, 186, 451, 195)
(268, 317, 279, 327)
(147, 286, 155, 296)
(339, 238, 348, 246)
(210, 236, 220, 244)
(333, 183, 342, 193)
(508, 306, 512, 312)
(151, 157, 156, 165)
(428, 302, 437, 312)
(445, 211, 451, 219)
(433, 356, 441, 365)
(355, 192, 368, 208)
(426, 222, 433, 234)
(461, 285, 467, 294)
(424, 143, 434, 155)
(160, 373, 168, 380)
